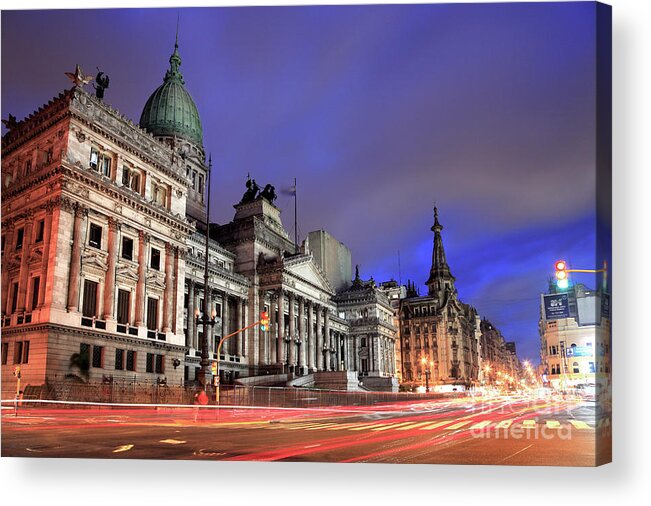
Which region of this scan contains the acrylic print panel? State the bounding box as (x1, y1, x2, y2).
(0, 2, 611, 466)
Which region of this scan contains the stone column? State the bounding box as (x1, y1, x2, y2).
(103, 217, 119, 320)
(257, 290, 266, 365)
(316, 306, 323, 371)
(237, 298, 244, 356)
(307, 300, 315, 372)
(192, 286, 199, 349)
(16, 212, 34, 313)
(222, 293, 230, 354)
(288, 292, 296, 371)
(134, 230, 148, 326)
(187, 280, 195, 348)
(276, 289, 284, 370)
(270, 293, 277, 364)
(298, 297, 305, 373)
(66, 206, 85, 312)
(242, 298, 248, 357)
(37, 205, 54, 307)
(162, 242, 174, 332)
(1, 221, 15, 314)
(324, 310, 331, 371)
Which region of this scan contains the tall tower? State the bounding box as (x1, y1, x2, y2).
(425, 207, 456, 299)
(139, 32, 208, 227)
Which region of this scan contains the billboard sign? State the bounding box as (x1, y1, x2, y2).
(543, 293, 570, 320)
(566, 346, 594, 358)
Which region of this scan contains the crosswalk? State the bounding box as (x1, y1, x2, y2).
(250, 417, 598, 433)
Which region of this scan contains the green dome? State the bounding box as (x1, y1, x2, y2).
(139, 41, 203, 146)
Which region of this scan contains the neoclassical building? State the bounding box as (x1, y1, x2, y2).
(1, 38, 400, 393)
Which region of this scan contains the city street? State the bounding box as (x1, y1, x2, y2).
(1, 393, 610, 465)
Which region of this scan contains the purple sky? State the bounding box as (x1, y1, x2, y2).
(1, 3, 603, 363)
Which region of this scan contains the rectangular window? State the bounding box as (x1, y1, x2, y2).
(90, 147, 99, 170)
(80, 343, 90, 362)
(126, 350, 136, 371)
(82, 280, 98, 318)
(35, 219, 45, 243)
(15, 228, 24, 250)
(14, 341, 23, 364)
(11, 282, 18, 314)
(155, 354, 164, 374)
(122, 167, 130, 186)
(25, 159, 32, 174)
(31, 277, 40, 310)
(146, 353, 154, 373)
(1, 342, 8, 365)
(92, 345, 103, 368)
(150, 248, 160, 270)
(131, 173, 141, 193)
(100, 155, 111, 178)
(146, 297, 158, 331)
(89, 223, 102, 249)
(117, 289, 130, 325)
(1, 235, 5, 254)
(115, 349, 124, 370)
(121, 237, 133, 261)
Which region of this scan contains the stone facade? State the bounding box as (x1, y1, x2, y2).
(2, 87, 191, 393)
(399, 209, 481, 387)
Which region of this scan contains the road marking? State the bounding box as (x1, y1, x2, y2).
(545, 420, 561, 429)
(325, 423, 363, 431)
(395, 421, 434, 431)
(303, 444, 321, 448)
(469, 420, 491, 430)
(160, 439, 186, 444)
(420, 420, 453, 430)
(444, 420, 472, 430)
(370, 421, 417, 431)
(495, 419, 514, 429)
(112, 444, 134, 453)
(569, 420, 590, 430)
(286, 423, 328, 430)
(349, 423, 386, 431)
(303, 424, 339, 431)
(522, 419, 536, 428)
(497, 443, 533, 464)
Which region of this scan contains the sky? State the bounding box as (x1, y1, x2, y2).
(1, 3, 605, 363)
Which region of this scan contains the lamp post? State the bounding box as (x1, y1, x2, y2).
(196, 154, 214, 390)
(421, 356, 431, 392)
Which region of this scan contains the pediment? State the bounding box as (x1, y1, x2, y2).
(147, 272, 166, 290)
(82, 253, 108, 272)
(116, 264, 139, 282)
(285, 257, 334, 294)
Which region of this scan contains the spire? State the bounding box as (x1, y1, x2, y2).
(426, 206, 455, 296)
(165, 20, 184, 84)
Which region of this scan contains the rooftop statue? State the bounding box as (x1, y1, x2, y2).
(65, 64, 93, 87)
(94, 69, 110, 100)
(240, 176, 260, 203)
(260, 183, 277, 203)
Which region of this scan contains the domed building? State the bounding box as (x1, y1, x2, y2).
(140, 35, 208, 227)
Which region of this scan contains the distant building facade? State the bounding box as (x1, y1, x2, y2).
(304, 229, 352, 293)
(399, 209, 481, 388)
(539, 283, 610, 389)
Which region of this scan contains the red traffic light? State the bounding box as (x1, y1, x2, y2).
(260, 311, 269, 328)
(555, 260, 567, 279)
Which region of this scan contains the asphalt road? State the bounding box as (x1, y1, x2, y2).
(1, 393, 611, 465)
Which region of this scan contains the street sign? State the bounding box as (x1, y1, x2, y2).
(543, 293, 570, 320)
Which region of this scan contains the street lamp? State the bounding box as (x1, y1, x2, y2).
(421, 356, 432, 392)
(195, 305, 218, 389)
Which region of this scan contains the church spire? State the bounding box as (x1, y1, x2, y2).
(165, 19, 184, 84)
(426, 206, 455, 297)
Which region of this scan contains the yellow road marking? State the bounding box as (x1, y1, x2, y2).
(349, 423, 386, 431)
(522, 419, 536, 428)
(469, 420, 491, 430)
(325, 423, 362, 431)
(420, 420, 453, 430)
(371, 421, 417, 431)
(160, 439, 186, 444)
(495, 419, 514, 429)
(395, 421, 435, 431)
(112, 444, 134, 453)
(569, 420, 590, 430)
(545, 420, 561, 429)
(286, 423, 330, 430)
(303, 424, 338, 431)
(444, 420, 472, 430)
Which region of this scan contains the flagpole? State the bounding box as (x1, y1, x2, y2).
(294, 176, 298, 254)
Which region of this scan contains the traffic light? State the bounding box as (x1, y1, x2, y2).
(555, 260, 569, 289)
(260, 311, 269, 331)
(211, 362, 217, 376)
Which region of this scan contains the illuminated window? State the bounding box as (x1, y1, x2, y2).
(90, 147, 99, 170)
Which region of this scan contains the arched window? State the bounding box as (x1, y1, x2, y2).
(572, 362, 580, 374)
